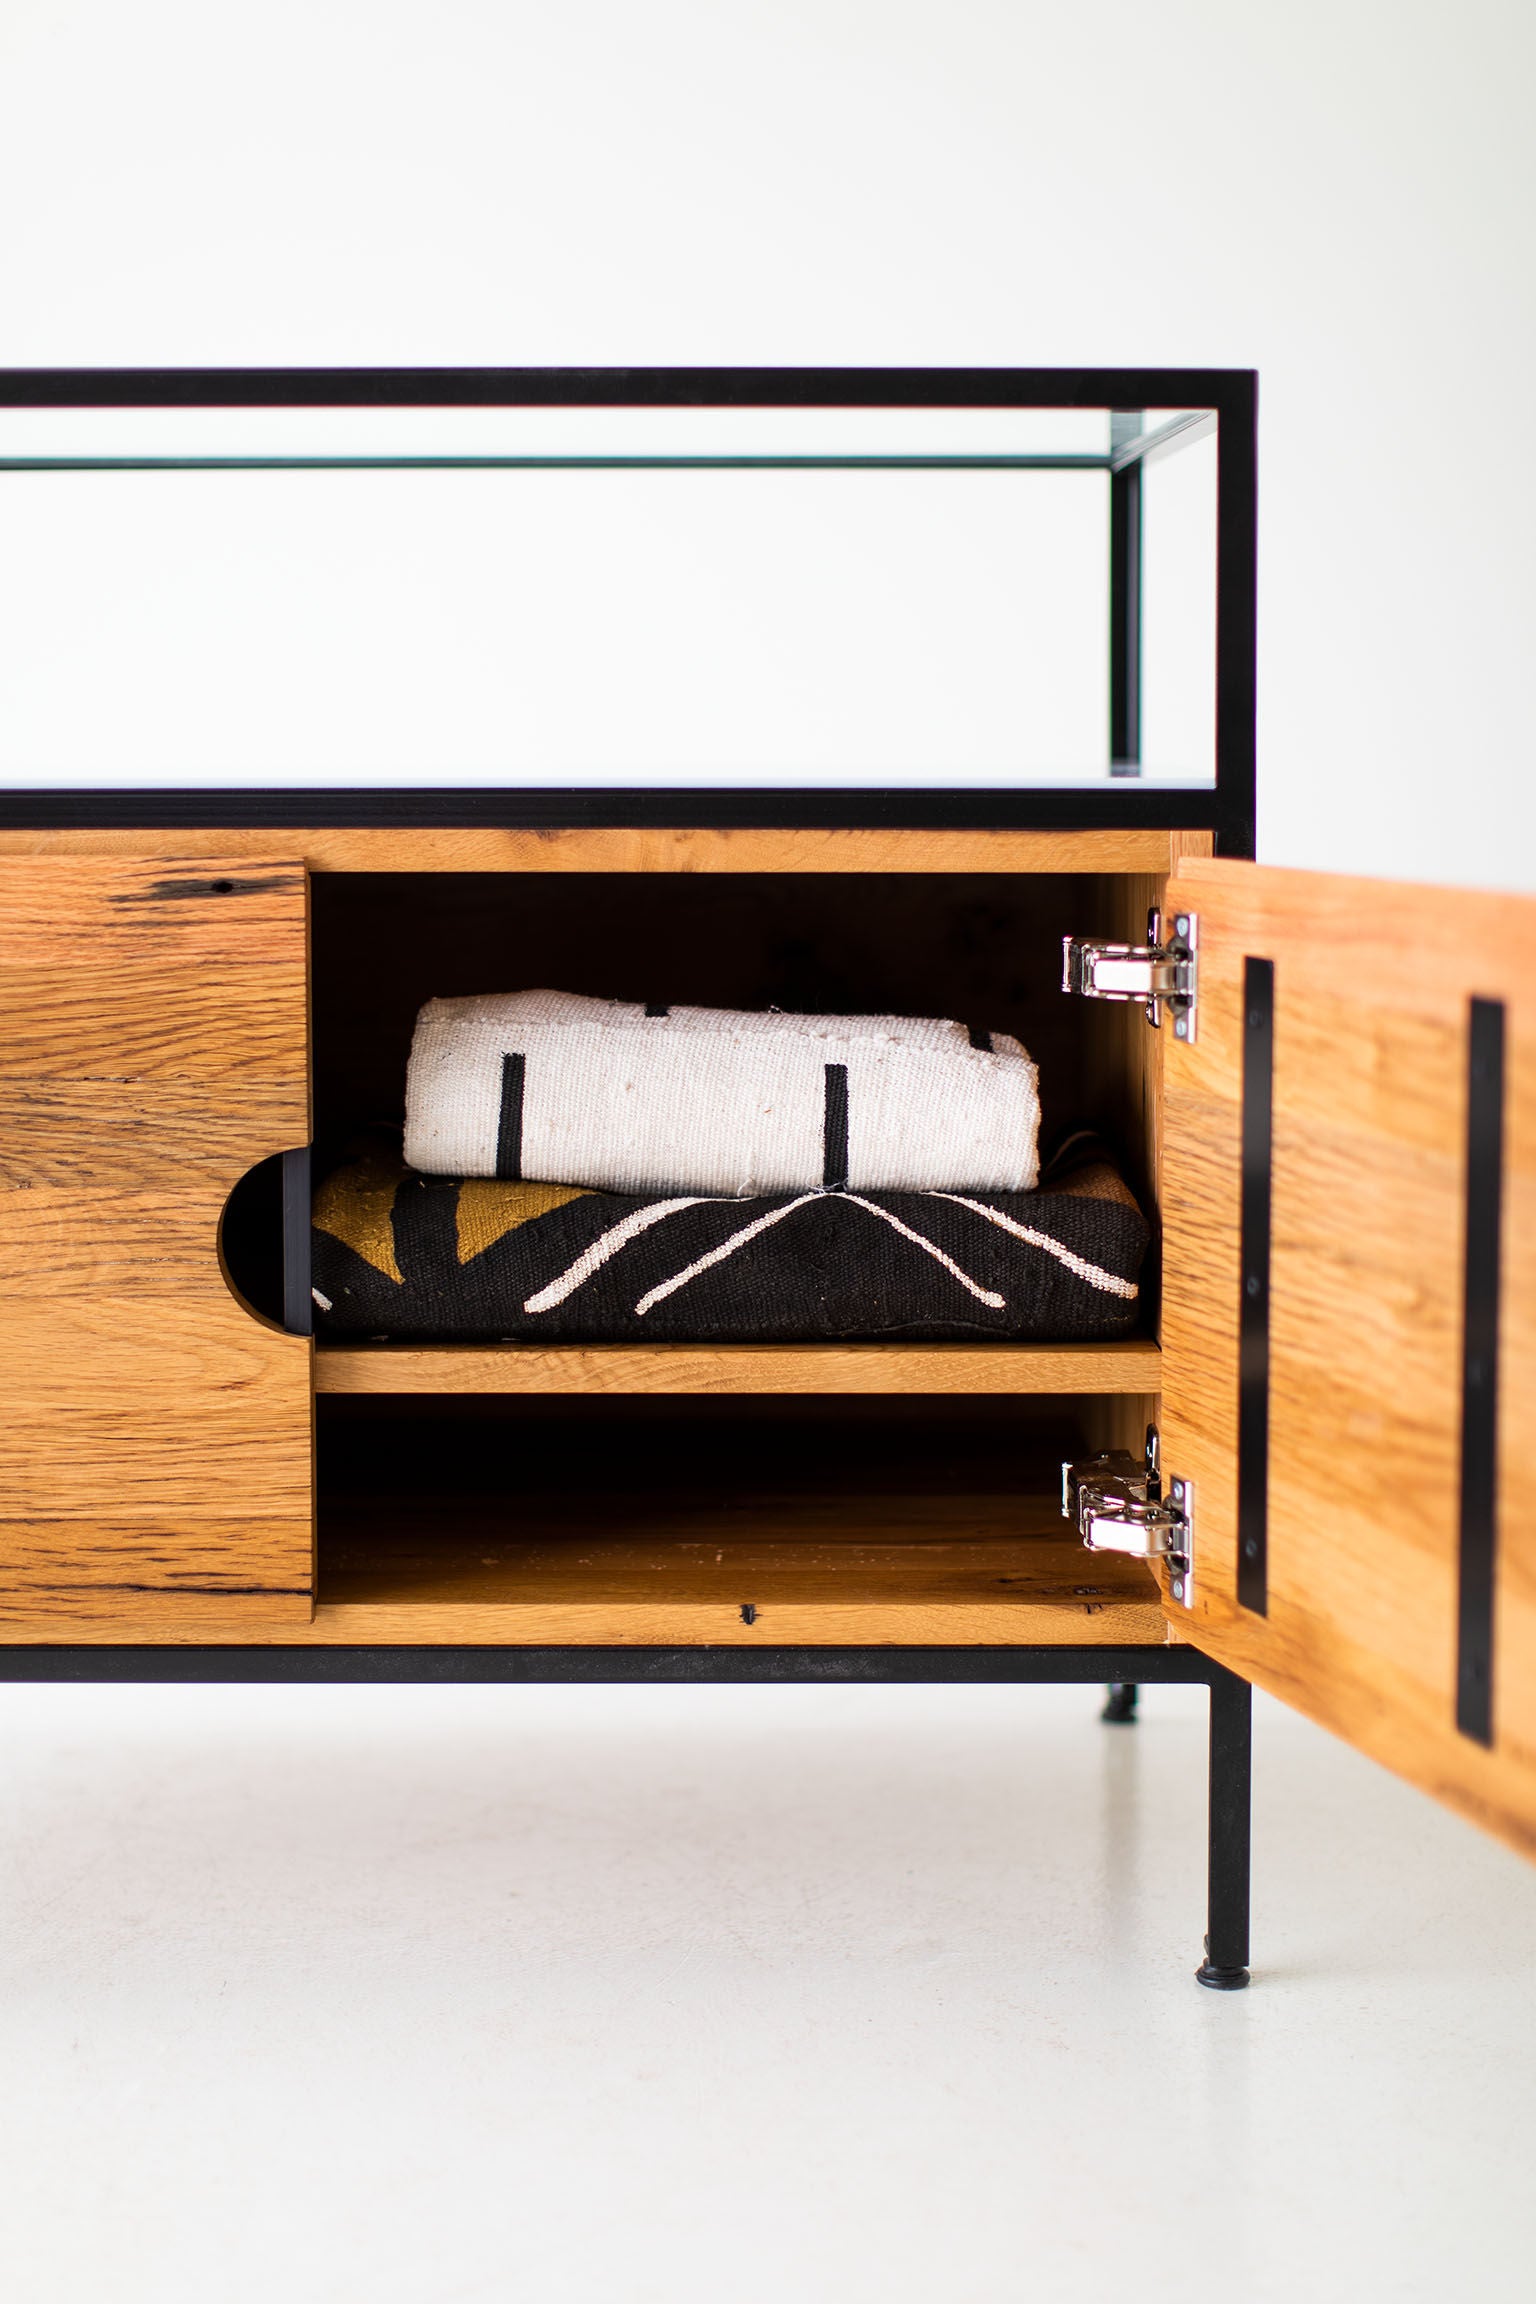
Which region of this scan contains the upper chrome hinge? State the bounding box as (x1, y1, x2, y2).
(1062, 1431, 1195, 1608)
(1062, 908, 1198, 1040)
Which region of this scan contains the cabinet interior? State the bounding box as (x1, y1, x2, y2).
(299, 858, 1168, 1644)
(314, 1392, 1164, 1642)
(310, 869, 1162, 1206)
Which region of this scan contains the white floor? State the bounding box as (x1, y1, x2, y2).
(1, 1677, 1532, 2303)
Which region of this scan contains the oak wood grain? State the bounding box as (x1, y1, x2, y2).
(0, 1200, 284, 1296)
(0, 862, 306, 960)
(0, 964, 309, 1076)
(0, 1516, 313, 1588)
(314, 1340, 1164, 1395)
(0, 1082, 305, 1191)
(0, 859, 314, 1635)
(314, 1497, 1167, 1645)
(0, 1594, 315, 1643)
(1162, 860, 1536, 1860)
(311, 1597, 1167, 1645)
(0, 826, 1191, 876)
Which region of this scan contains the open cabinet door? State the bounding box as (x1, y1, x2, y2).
(1160, 859, 1536, 1857)
(0, 859, 313, 1639)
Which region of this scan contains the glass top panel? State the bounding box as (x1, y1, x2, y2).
(0, 403, 1218, 791)
(0, 405, 1117, 462)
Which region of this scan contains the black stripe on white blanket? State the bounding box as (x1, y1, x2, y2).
(822, 1063, 849, 1189)
(495, 1053, 526, 1181)
(968, 1024, 993, 1051)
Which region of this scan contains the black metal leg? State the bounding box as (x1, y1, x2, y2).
(1197, 1665, 1252, 1989)
(1101, 1682, 1139, 1723)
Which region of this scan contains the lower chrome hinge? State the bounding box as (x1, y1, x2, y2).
(1062, 908, 1199, 1040)
(1062, 1430, 1195, 1607)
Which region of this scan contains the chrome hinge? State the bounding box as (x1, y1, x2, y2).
(1062, 908, 1199, 1040)
(1062, 1431, 1195, 1607)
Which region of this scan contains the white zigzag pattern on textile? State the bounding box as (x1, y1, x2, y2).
(635, 1193, 1004, 1317)
(521, 1188, 1136, 1319)
(521, 1196, 718, 1312)
(831, 1195, 1006, 1311)
(931, 1195, 1139, 1299)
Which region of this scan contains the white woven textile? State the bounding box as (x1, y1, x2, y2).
(404, 988, 1040, 1195)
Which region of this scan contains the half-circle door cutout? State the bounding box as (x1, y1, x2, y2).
(220, 1147, 312, 1335)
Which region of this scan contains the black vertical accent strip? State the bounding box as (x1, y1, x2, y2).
(1457, 997, 1505, 1746)
(281, 1146, 312, 1337)
(1238, 958, 1273, 1614)
(822, 1063, 849, 1189)
(496, 1053, 526, 1181)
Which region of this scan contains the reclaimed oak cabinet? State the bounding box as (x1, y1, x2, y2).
(0, 368, 1529, 1983)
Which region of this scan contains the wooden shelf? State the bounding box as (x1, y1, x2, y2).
(314, 1339, 1162, 1396)
(313, 1488, 1166, 1646)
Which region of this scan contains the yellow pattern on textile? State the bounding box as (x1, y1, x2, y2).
(456, 1178, 593, 1266)
(312, 1153, 405, 1283)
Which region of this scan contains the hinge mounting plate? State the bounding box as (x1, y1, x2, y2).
(1062, 908, 1198, 1040)
(1062, 1433, 1195, 1608)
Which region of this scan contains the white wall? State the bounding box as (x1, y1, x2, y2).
(1, 0, 1532, 886)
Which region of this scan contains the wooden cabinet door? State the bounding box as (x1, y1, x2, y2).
(1161, 859, 1536, 1857)
(0, 859, 312, 1639)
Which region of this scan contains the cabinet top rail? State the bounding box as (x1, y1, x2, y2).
(0, 365, 1256, 410)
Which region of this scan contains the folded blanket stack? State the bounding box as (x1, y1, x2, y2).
(311, 988, 1148, 1345)
(403, 989, 1041, 1195)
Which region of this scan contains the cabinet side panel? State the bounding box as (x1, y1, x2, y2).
(1161, 861, 1536, 1860)
(0, 860, 313, 1638)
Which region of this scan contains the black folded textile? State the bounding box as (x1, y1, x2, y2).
(311, 1134, 1149, 1345)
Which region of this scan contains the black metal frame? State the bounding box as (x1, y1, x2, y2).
(1109, 410, 1144, 773)
(0, 1642, 1251, 1987)
(0, 365, 1258, 856)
